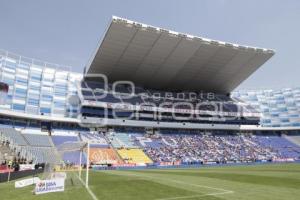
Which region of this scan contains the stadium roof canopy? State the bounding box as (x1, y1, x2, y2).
(85, 16, 275, 94)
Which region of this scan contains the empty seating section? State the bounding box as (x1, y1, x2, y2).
(117, 149, 152, 164)
(0, 128, 27, 145)
(52, 135, 79, 146)
(81, 90, 95, 100)
(80, 132, 109, 147)
(52, 132, 109, 164)
(22, 146, 59, 164)
(0, 127, 95, 164)
(94, 93, 121, 103)
(121, 95, 144, 104)
(82, 80, 105, 90)
(79, 80, 251, 114)
(256, 136, 300, 159)
(114, 84, 131, 94)
(222, 103, 239, 112)
(23, 134, 52, 147)
(108, 132, 138, 148)
(285, 135, 300, 147)
(62, 151, 86, 165)
(114, 127, 146, 134)
(20, 128, 45, 135)
(79, 81, 260, 126)
(89, 148, 122, 164)
(0, 127, 59, 164)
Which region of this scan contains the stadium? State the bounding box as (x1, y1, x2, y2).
(0, 16, 300, 200)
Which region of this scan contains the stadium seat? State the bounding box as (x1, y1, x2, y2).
(117, 149, 152, 165)
(89, 148, 123, 165)
(23, 134, 52, 147)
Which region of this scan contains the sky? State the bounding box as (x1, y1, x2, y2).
(0, 0, 299, 90)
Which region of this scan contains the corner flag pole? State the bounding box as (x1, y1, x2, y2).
(85, 142, 90, 188)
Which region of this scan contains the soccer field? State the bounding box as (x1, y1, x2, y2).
(1, 163, 300, 200)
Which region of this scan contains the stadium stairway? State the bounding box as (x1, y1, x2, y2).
(102, 133, 124, 162)
(0, 127, 28, 146)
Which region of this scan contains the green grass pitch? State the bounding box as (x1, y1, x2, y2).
(1, 163, 300, 200)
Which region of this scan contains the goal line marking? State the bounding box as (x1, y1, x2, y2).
(77, 174, 99, 200)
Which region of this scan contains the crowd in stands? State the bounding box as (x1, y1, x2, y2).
(132, 131, 300, 164)
(138, 134, 275, 164)
(1, 124, 300, 169)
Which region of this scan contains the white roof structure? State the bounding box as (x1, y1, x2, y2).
(86, 16, 275, 94)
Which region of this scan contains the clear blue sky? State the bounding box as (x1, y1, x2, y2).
(0, 0, 299, 90)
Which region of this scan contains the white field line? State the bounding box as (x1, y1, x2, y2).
(104, 171, 233, 193)
(103, 171, 234, 200)
(77, 174, 99, 200)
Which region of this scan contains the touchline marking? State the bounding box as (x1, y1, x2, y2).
(103, 171, 234, 193)
(163, 178, 232, 193)
(155, 191, 234, 200)
(77, 174, 99, 200)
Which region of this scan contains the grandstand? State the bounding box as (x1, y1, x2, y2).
(1, 124, 299, 167)
(0, 16, 299, 193)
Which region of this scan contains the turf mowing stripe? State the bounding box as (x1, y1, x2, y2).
(103, 171, 234, 193)
(155, 191, 234, 200)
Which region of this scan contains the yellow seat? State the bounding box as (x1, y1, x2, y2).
(117, 149, 152, 164)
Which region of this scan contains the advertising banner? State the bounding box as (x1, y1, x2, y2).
(35, 178, 65, 195)
(15, 177, 40, 188)
(19, 164, 35, 171)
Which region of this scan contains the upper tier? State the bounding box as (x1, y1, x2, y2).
(79, 80, 259, 116)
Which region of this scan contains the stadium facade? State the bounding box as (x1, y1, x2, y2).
(0, 50, 81, 121)
(233, 88, 300, 127)
(0, 16, 277, 130)
(0, 16, 299, 130)
(1, 48, 299, 129)
(0, 16, 300, 169)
